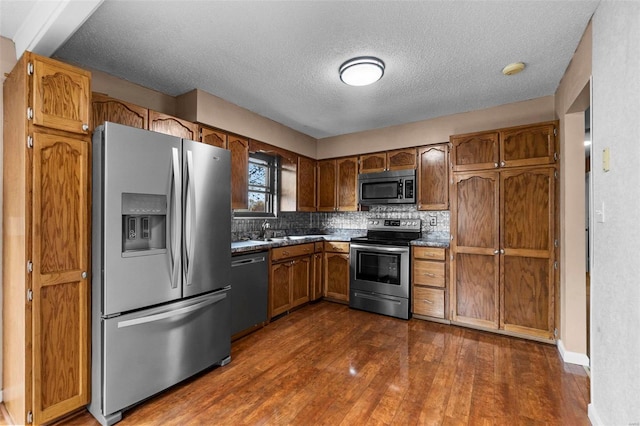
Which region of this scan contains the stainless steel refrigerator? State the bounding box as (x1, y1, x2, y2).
(88, 122, 232, 426)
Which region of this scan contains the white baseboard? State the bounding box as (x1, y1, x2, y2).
(557, 339, 590, 366)
(588, 403, 604, 425)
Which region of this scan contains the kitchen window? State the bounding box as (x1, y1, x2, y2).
(236, 152, 278, 218)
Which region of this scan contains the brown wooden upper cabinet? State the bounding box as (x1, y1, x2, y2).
(91, 93, 148, 130)
(451, 122, 556, 172)
(229, 135, 249, 209)
(317, 157, 358, 212)
(297, 156, 317, 211)
(417, 144, 449, 210)
(149, 110, 199, 140)
(200, 125, 228, 148)
(31, 55, 91, 135)
(359, 148, 417, 174)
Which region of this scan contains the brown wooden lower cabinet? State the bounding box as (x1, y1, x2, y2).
(310, 242, 324, 301)
(323, 242, 350, 302)
(269, 244, 312, 318)
(412, 247, 448, 320)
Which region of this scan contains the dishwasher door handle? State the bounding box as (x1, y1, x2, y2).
(231, 256, 266, 267)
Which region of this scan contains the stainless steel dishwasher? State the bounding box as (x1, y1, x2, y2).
(231, 251, 268, 335)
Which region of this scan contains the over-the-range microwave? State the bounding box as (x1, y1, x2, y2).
(358, 169, 416, 205)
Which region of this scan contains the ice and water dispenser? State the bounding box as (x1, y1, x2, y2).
(122, 193, 167, 255)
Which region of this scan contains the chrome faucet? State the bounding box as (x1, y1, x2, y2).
(259, 220, 270, 240)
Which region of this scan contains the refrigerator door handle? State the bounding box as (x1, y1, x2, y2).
(184, 149, 197, 286)
(116, 292, 227, 329)
(169, 147, 181, 289)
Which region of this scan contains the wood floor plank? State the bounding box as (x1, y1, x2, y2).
(43, 301, 590, 426)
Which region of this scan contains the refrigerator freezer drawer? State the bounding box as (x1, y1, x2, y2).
(102, 289, 231, 416)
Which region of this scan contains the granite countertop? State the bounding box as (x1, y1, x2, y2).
(410, 232, 450, 249)
(232, 230, 449, 254)
(231, 232, 365, 254)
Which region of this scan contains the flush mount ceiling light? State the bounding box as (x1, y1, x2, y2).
(339, 57, 385, 86)
(502, 62, 526, 76)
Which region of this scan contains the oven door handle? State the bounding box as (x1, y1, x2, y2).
(350, 243, 410, 254)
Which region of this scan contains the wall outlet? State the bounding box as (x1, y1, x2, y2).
(429, 216, 437, 226)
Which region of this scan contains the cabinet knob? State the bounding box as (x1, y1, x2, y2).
(81, 271, 87, 279)
(82, 123, 89, 131)
(500, 249, 505, 254)
(500, 161, 506, 167)
(494, 162, 499, 168)
(494, 249, 499, 255)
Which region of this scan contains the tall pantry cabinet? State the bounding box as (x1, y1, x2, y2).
(450, 122, 557, 340)
(3, 52, 91, 424)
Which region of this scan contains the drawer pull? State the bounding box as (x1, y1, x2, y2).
(283, 251, 289, 256)
(423, 272, 436, 277)
(423, 299, 433, 304)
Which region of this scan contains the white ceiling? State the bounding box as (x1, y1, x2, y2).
(1, 0, 599, 139)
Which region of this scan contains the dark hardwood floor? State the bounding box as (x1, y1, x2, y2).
(36, 301, 590, 425)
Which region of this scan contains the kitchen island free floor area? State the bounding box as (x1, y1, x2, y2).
(45, 301, 589, 425)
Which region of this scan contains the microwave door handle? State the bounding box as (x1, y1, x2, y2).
(398, 180, 403, 199)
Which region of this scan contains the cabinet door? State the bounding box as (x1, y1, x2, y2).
(451, 132, 499, 172)
(387, 148, 417, 171)
(31, 132, 89, 423)
(148, 111, 198, 140)
(91, 94, 148, 130)
(500, 167, 555, 338)
(324, 252, 349, 302)
(229, 136, 249, 210)
(500, 123, 556, 168)
(311, 252, 324, 301)
(31, 56, 91, 135)
(317, 159, 336, 211)
(290, 257, 311, 308)
(359, 152, 386, 173)
(417, 144, 449, 210)
(270, 262, 291, 318)
(451, 171, 500, 329)
(336, 156, 358, 211)
(297, 156, 316, 212)
(200, 126, 227, 148)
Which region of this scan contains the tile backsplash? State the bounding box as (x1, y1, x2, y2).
(232, 204, 449, 241)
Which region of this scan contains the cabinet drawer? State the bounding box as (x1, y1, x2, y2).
(413, 287, 445, 318)
(413, 246, 446, 261)
(413, 260, 445, 287)
(271, 243, 314, 261)
(324, 241, 349, 253)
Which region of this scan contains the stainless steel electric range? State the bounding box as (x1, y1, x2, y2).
(349, 218, 421, 320)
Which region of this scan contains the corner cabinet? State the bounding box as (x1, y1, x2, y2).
(3, 52, 90, 425)
(317, 157, 358, 212)
(323, 242, 350, 302)
(417, 144, 449, 210)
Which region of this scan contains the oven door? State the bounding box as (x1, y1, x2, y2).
(349, 243, 410, 298)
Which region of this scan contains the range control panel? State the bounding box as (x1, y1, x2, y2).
(367, 218, 421, 232)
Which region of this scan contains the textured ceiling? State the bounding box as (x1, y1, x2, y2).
(4, 1, 599, 139)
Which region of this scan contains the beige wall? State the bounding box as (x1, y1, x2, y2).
(317, 96, 556, 158)
(0, 35, 18, 399)
(90, 68, 178, 116)
(554, 22, 592, 359)
(177, 89, 317, 159)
